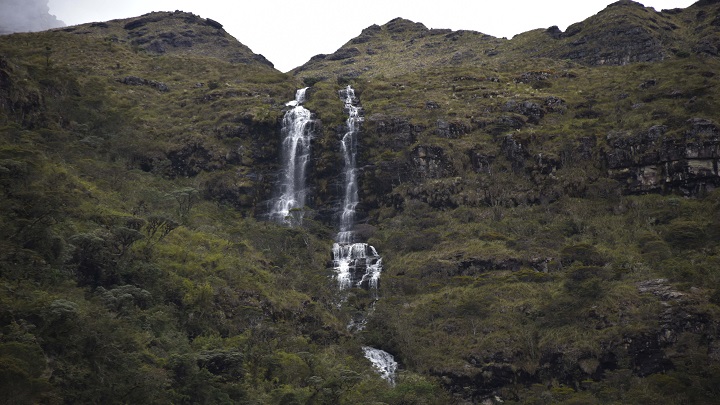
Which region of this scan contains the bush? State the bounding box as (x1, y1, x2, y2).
(662, 220, 706, 250)
(560, 243, 604, 266)
(562, 265, 612, 301)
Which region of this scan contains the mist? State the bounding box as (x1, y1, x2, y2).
(0, 0, 65, 35)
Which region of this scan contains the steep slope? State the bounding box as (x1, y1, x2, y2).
(292, 17, 506, 80)
(58, 11, 273, 66)
(290, 1, 720, 403)
(510, 0, 720, 65)
(0, 12, 450, 405)
(294, 0, 720, 83)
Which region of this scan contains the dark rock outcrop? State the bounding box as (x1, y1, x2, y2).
(368, 115, 422, 150)
(545, 1, 668, 65)
(604, 119, 720, 194)
(435, 119, 470, 138)
(72, 11, 275, 67)
(412, 145, 455, 180)
(502, 100, 545, 124)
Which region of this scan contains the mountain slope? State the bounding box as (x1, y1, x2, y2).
(58, 11, 274, 66)
(293, 0, 720, 82)
(1, 12, 431, 404)
(289, 1, 720, 403)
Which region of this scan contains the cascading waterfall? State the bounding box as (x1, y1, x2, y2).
(362, 347, 398, 386)
(330, 85, 397, 384)
(269, 87, 314, 224)
(337, 85, 361, 244)
(331, 86, 384, 294)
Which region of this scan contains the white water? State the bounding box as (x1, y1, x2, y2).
(337, 85, 363, 244)
(324, 86, 398, 385)
(270, 88, 313, 224)
(331, 242, 382, 293)
(331, 86, 384, 294)
(362, 346, 398, 386)
(330, 86, 395, 384)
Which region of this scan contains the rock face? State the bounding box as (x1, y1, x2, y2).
(548, 1, 668, 65)
(60, 11, 273, 66)
(0, 0, 64, 35)
(295, 0, 720, 85)
(605, 119, 720, 194)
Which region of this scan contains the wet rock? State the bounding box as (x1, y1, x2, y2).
(433, 362, 531, 403)
(639, 79, 658, 89)
(695, 35, 720, 56)
(515, 71, 554, 84)
(546, 25, 563, 39)
(626, 334, 674, 377)
(351, 24, 381, 44)
(488, 115, 526, 135)
(406, 178, 463, 209)
(205, 18, 223, 30)
(456, 257, 522, 274)
(385, 18, 428, 34)
(123, 16, 161, 31)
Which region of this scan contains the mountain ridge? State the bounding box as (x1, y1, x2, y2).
(293, 0, 720, 81)
(49, 10, 275, 67)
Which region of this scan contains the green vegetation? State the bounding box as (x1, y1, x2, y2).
(2, 1, 720, 404)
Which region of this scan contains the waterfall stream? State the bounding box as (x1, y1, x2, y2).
(331, 86, 397, 384)
(269, 87, 313, 224)
(270, 85, 396, 384)
(331, 86, 384, 293)
(337, 85, 362, 244)
(362, 346, 398, 386)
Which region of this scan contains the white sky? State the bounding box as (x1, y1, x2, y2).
(48, 0, 698, 72)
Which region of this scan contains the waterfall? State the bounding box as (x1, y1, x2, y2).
(337, 85, 362, 244)
(362, 346, 398, 386)
(270, 87, 314, 224)
(331, 86, 383, 294)
(330, 86, 396, 385)
(331, 243, 382, 292)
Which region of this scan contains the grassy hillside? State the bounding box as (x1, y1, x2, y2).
(0, 13, 449, 405)
(1, 1, 720, 404)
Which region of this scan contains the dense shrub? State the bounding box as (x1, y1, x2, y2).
(560, 243, 605, 266)
(662, 220, 706, 250)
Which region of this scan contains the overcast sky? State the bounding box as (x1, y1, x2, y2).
(47, 0, 698, 72)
